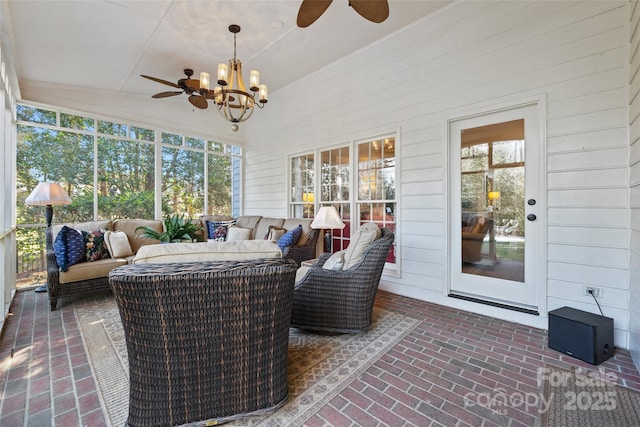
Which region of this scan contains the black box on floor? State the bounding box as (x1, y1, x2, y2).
(548, 306, 614, 365)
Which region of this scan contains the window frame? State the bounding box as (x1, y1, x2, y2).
(16, 102, 242, 223)
(288, 131, 400, 277)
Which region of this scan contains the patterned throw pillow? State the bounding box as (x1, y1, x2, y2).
(206, 220, 235, 242)
(82, 229, 110, 262)
(53, 226, 86, 272)
(277, 224, 303, 252)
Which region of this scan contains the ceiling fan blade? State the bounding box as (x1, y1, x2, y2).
(297, 0, 333, 28)
(184, 79, 201, 91)
(189, 95, 208, 109)
(141, 74, 181, 88)
(152, 91, 182, 98)
(350, 0, 389, 23)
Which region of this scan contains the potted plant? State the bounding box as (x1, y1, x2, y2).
(136, 213, 202, 243)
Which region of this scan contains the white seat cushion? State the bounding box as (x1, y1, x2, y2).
(343, 223, 382, 269)
(133, 240, 282, 264)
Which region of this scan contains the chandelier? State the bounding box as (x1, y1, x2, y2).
(199, 24, 267, 132)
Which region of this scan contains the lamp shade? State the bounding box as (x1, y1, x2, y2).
(311, 206, 345, 229)
(488, 191, 500, 201)
(25, 182, 72, 206)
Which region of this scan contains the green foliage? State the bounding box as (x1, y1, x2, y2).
(162, 146, 205, 217)
(136, 213, 202, 243)
(496, 241, 525, 261)
(16, 104, 239, 277)
(98, 191, 154, 220)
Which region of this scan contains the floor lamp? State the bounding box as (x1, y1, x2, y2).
(310, 206, 345, 254)
(25, 182, 72, 292)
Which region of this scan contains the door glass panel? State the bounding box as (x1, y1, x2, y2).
(460, 119, 524, 282)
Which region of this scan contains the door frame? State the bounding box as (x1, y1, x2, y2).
(443, 95, 548, 317)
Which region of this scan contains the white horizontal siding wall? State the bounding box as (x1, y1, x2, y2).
(246, 1, 632, 347)
(629, 0, 640, 370)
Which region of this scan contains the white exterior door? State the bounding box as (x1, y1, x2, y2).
(449, 103, 544, 313)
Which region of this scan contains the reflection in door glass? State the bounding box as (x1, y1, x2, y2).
(460, 119, 525, 282)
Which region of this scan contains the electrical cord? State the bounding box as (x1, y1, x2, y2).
(588, 289, 604, 316)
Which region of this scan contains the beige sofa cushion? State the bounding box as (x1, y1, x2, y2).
(234, 215, 262, 239)
(343, 223, 382, 269)
(59, 257, 127, 283)
(255, 218, 285, 240)
(113, 219, 162, 253)
(104, 230, 134, 258)
(282, 218, 313, 245)
(133, 240, 282, 264)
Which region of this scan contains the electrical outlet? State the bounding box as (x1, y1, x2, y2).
(583, 287, 602, 298)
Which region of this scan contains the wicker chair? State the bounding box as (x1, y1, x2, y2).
(283, 228, 319, 266)
(290, 227, 394, 333)
(108, 258, 298, 427)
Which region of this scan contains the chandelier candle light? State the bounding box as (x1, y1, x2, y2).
(199, 24, 267, 132)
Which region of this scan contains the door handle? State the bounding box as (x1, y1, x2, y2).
(527, 214, 536, 221)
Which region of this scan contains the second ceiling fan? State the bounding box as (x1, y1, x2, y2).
(297, 0, 389, 28)
(141, 69, 208, 109)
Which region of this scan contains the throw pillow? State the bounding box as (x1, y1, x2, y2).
(53, 226, 86, 272)
(227, 226, 251, 242)
(206, 220, 235, 242)
(343, 223, 382, 269)
(277, 224, 303, 252)
(265, 225, 286, 241)
(322, 251, 345, 270)
(82, 229, 110, 262)
(104, 230, 134, 258)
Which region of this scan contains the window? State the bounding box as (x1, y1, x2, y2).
(357, 138, 396, 263)
(289, 135, 398, 266)
(290, 153, 315, 219)
(98, 136, 155, 219)
(17, 105, 241, 224)
(16, 104, 242, 283)
(17, 122, 94, 223)
(320, 146, 351, 252)
(97, 123, 155, 220)
(160, 131, 206, 218)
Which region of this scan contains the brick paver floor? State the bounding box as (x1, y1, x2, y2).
(1, 289, 639, 426)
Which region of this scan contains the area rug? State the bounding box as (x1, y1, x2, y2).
(74, 298, 421, 427)
(540, 365, 640, 427)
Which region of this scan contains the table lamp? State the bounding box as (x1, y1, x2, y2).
(25, 182, 72, 292)
(310, 206, 345, 253)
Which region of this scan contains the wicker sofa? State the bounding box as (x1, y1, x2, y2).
(47, 215, 318, 311)
(199, 214, 319, 266)
(109, 258, 298, 427)
(46, 219, 163, 311)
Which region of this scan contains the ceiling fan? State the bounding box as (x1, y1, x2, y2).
(297, 0, 389, 28)
(141, 68, 208, 109)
